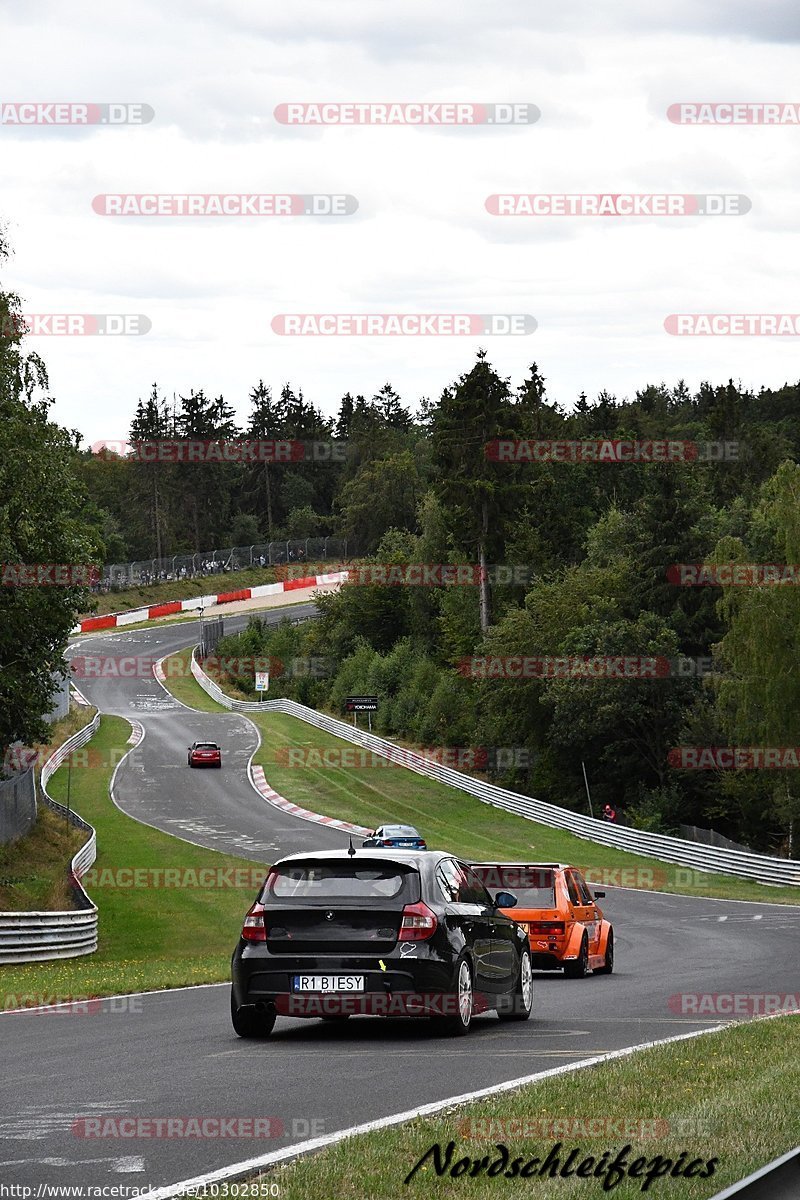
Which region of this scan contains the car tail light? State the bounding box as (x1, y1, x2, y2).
(398, 901, 438, 941)
(528, 921, 565, 934)
(242, 901, 267, 942)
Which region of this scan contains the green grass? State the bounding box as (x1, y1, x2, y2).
(0, 703, 101, 911)
(250, 713, 800, 903)
(0, 715, 267, 1005)
(258, 1015, 800, 1200)
(0, 807, 87, 912)
(158, 649, 800, 906)
(160, 646, 225, 712)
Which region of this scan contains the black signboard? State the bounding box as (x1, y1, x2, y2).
(344, 696, 379, 713)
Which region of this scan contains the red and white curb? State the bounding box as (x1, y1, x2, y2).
(127, 721, 145, 746)
(250, 765, 372, 836)
(72, 571, 349, 635)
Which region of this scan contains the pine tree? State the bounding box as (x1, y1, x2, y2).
(246, 380, 286, 536)
(430, 350, 530, 631)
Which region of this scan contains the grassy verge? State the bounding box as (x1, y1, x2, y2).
(0, 702, 99, 911)
(160, 646, 224, 712)
(0, 715, 266, 1004)
(158, 649, 800, 905)
(0, 808, 87, 912)
(258, 1015, 800, 1200)
(82, 565, 280, 615)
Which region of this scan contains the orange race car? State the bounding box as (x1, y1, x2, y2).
(471, 862, 614, 977)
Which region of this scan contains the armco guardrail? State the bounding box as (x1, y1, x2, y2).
(189, 649, 267, 711)
(189, 653, 800, 887)
(0, 715, 99, 963)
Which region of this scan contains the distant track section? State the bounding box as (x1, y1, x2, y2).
(72, 571, 348, 634)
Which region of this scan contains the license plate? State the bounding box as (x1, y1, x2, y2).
(291, 975, 365, 992)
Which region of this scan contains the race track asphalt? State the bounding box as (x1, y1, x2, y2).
(1, 608, 798, 1193)
(66, 604, 348, 860)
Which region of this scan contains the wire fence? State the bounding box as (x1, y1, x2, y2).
(97, 536, 352, 591)
(199, 616, 225, 658)
(679, 823, 753, 854)
(43, 675, 70, 724)
(0, 766, 37, 846)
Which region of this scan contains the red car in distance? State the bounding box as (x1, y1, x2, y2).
(187, 741, 222, 768)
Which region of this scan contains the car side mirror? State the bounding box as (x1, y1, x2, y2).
(494, 890, 517, 908)
(593, 891, 605, 899)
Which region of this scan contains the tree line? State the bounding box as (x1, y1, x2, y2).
(81, 380, 419, 563)
(3, 228, 800, 850)
(210, 353, 800, 854)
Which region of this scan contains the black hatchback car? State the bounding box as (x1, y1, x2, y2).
(231, 849, 533, 1038)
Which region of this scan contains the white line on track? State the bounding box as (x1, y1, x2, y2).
(0, 982, 227, 1017)
(137, 1021, 749, 1199)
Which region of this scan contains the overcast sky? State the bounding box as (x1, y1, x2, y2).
(1, 0, 798, 443)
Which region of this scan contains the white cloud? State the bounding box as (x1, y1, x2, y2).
(0, 1, 799, 442)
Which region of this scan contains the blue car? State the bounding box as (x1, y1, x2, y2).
(362, 824, 427, 850)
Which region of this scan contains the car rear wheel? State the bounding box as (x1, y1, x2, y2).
(435, 957, 473, 1036)
(564, 934, 589, 978)
(497, 948, 533, 1021)
(596, 929, 614, 974)
(230, 992, 276, 1039)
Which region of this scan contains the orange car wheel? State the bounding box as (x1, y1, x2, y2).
(596, 928, 614, 974)
(564, 934, 589, 978)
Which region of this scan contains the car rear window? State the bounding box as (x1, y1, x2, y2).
(384, 826, 418, 837)
(471, 865, 556, 908)
(262, 860, 421, 904)
(196, 743, 218, 750)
